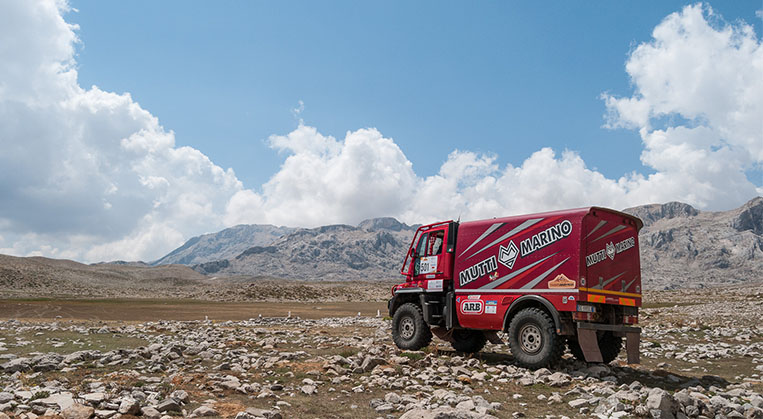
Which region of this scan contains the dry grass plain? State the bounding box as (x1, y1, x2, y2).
(0, 299, 389, 322)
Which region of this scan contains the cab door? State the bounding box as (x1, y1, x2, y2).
(412, 225, 453, 282)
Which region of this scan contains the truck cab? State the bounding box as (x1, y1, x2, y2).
(388, 207, 642, 369)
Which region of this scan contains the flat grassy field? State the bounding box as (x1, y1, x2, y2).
(0, 298, 388, 322)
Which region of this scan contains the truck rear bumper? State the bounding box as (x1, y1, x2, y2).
(576, 322, 641, 364)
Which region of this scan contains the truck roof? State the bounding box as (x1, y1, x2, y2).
(459, 207, 643, 231)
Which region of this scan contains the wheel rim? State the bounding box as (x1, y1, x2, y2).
(519, 324, 543, 354)
(400, 316, 415, 340)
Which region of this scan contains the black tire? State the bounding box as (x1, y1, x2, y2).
(507, 308, 564, 369)
(567, 336, 585, 362)
(392, 303, 432, 350)
(450, 329, 487, 353)
(567, 331, 623, 364)
(599, 332, 623, 363)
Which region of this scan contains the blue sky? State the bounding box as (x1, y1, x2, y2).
(68, 1, 761, 190)
(0, 1, 761, 261)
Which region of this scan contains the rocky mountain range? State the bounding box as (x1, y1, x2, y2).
(155, 197, 763, 289)
(624, 196, 762, 289)
(152, 224, 296, 266)
(191, 217, 417, 281)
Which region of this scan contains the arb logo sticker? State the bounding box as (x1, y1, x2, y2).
(460, 300, 484, 315)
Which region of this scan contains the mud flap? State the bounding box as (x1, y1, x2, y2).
(626, 331, 640, 364)
(485, 331, 504, 345)
(431, 326, 454, 343)
(577, 328, 603, 363)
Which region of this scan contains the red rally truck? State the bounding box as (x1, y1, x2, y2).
(388, 207, 643, 369)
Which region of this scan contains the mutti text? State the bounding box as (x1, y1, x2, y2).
(458, 256, 498, 287)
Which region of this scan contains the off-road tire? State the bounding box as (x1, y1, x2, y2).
(450, 329, 487, 353)
(567, 336, 585, 362)
(392, 303, 432, 350)
(599, 332, 623, 363)
(508, 308, 564, 369)
(567, 331, 623, 364)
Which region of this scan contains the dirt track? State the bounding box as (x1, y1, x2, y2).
(0, 299, 388, 322)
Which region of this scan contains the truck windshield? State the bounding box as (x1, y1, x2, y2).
(400, 229, 424, 275)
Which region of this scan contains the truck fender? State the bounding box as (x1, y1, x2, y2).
(502, 295, 562, 334)
(387, 288, 424, 317)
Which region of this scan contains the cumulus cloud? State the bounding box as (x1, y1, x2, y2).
(0, 0, 243, 261)
(0, 2, 760, 262)
(602, 3, 762, 208)
(225, 125, 418, 227)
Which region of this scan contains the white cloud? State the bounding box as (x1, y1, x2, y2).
(602, 3, 762, 208)
(0, 0, 243, 262)
(225, 125, 418, 228)
(0, 1, 760, 262)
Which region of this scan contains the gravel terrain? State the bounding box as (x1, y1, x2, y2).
(1, 284, 762, 419)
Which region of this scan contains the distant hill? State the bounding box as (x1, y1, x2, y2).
(192, 217, 417, 281)
(152, 224, 296, 266)
(0, 254, 206, 298)
(623, 196, 763, 290)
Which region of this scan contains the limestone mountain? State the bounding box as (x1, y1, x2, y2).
(624, 196, 763, 290)
(152, 224, 296, 266)
(193, 217, 417, 281)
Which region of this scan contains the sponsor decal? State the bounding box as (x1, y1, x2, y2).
(548, 273, 576, 289)
(458, 256, 498, 287)
(519, 220, 573, 257)
(615, 237, 636, 253)
(498, 240, 519, 269)
(606, 242, 616, 260)
(489, 271, 499, 281)
(427, 279, 443, 291)
(485, 305, 497, 314)
(486, 300, 498, 306)
(460, 300, 484, 315)
(467, 295, 481, 300)
(419, 256, 439, 274)
(586, 236, 636, 267)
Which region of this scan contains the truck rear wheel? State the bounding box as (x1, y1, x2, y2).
(450, 329, 487, 354)
(392, 303, 432, 351)
(567, 331, 623, 364)
(508, 308, 563, 369)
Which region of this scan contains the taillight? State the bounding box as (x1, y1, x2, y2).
(623, 315, 639, 324)
(573, 312, 598, 321)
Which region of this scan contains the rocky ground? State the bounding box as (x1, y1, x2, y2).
(1, 284, 763, 419)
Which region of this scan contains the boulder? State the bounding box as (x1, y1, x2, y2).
(61, 404, 95, 419)
(399, 407, 498, 419)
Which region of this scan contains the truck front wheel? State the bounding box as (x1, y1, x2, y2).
(450, 329, 487, 353)
(392, 303, 432, 351)
(508, 308, 564, 369)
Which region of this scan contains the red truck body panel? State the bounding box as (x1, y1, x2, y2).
(450, 207, 642, 330)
